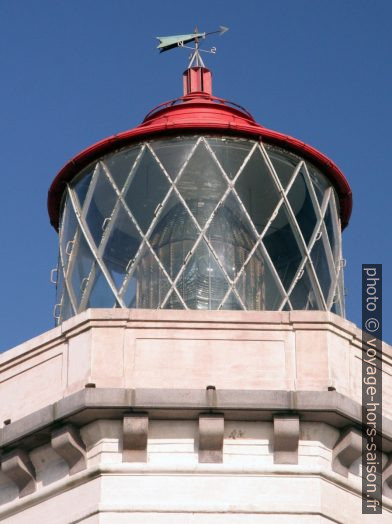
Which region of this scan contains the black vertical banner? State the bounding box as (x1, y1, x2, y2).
(362, 264, 382, 514)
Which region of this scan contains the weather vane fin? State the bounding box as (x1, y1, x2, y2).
(156, 26, 229, 68)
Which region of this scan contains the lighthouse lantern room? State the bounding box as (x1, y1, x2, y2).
(48, 33, 352, 325)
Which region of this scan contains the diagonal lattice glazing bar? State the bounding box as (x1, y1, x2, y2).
(152, 138, 259, 310)
(55, 135, 346, 323)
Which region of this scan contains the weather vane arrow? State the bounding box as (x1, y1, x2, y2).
(156, 26, 229, 53)
(156, 26, 229, 68)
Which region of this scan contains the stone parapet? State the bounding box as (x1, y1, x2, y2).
(0, 309, 390, 426)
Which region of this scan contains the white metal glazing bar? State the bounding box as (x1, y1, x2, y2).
(67, 186, 127, 308)
(215, 158, 306, 310)
(57, 202, 78, 317)
(214, 142, 290, 308)
(61, 162, 102, 315)
(279, 187, 332, 310)
(259, 143, 326, 310)
(78, 146, 146, 310)
(117, 137, 203, 300)
(301, 162, 337, 307)
(158, 138, 259, 309)
(59, 207, 82, 317)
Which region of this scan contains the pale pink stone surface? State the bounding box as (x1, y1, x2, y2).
(0, 309, 390, 425)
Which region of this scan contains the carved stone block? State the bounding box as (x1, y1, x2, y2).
(198, 414, 224, 463)
(1, 449, 36, 497)
(123, 414, 149, 462)
(51, 424, 87, 475)
(332, 427, 363, 477)
(273, 414, 300, 464)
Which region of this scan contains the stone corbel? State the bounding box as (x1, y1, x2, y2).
(273, 414, 300, 464)
(51, 424, 87, 475)
(382, 455, 392, 498)
(122, 413, 149, 462)
(1, 449, 36, 497)
(332, 427, 363, 477)
(198, 414, 224, 463)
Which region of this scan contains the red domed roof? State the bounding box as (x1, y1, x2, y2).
(48, 68, 352, 230)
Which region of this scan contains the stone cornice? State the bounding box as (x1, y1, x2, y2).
(1, 388, 391, 452)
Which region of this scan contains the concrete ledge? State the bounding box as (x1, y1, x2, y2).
(0, 388, 391, 453)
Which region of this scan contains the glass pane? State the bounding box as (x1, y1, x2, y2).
(151, 137, 197, 180)
(310, 235, 333, 303)
(336, 265, 346, 316)
(104, 145, 142, 191)
(60, 201, 78, 272)
(73, 166, 95, 208)
(331, 276, 343, 315)
(57, 137, 344, 317)
(331, 301, 341, 315)
(87, 268, 114, 308)
(307, 164, 329, 205)
(235, 246, 283, 310)
(207, 137, 254, 179)
(60, 288, 74, 323)
(221, 291, 243, 310)
(127, 244, 172, 309)
(124, 147, 170, 233)
(235, 147, 279, 234)
(86, 166, 118, 247)
(149, 192, 199, 281)
(162, 289, 185, 310)
(180, 239, 229, 309)
(324, 197, 340, 263)
(289, 263, 318, 310)
(206, 192, 256, 281)
(263, 205, 303, 292)
(266, 145, 299, 190)
(287, 171, 318, 246)
(70, 230, 95, 305)
(103, 205, 143, 290)
(329, 273, 340, 315)
(122, 274, 138, 308)
(176, 141, 227, 228)
(56, 253, 64, 306)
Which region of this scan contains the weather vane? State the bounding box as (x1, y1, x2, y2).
(156, 26, 229, 68)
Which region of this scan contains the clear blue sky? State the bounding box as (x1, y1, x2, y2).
(0, 0, 391, 351)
